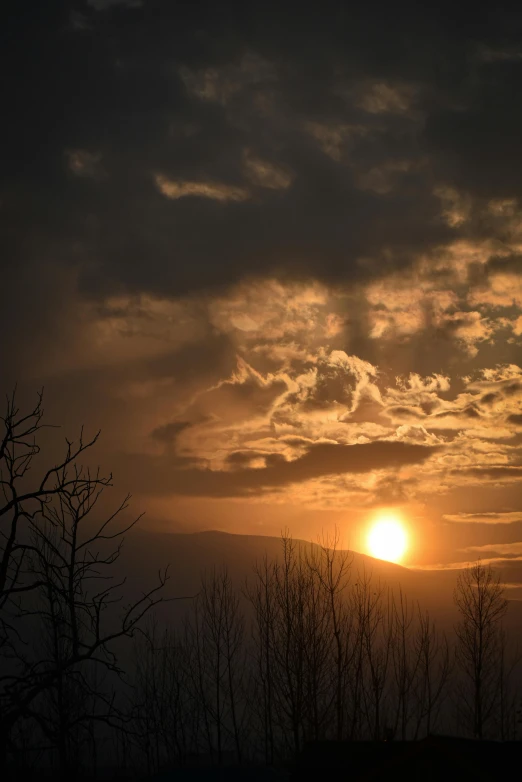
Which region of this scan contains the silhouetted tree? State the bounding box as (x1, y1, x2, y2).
(246, 554, 277, 764)
(270, 535, 309, 755)
(130, 619, 200, 774)
(454, 561, 508, 739)
(496, 627, 520, 740)
(183, 567, 248, 766)
(8, 391, 513, 775)
(308, 530, 355, 741)
(354, 572, 393, 740)
(0, 389, 168, 775)
(411, 608, 451, 738)
(390, 590, 420, 740)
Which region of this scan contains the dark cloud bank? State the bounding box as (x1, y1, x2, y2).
(3, 1, 522, 301)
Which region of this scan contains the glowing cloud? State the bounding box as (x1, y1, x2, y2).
(155, 174, 249, 202)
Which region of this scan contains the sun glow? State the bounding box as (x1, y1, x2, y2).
(367, 514, 408, 563)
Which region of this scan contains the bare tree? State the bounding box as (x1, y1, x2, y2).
(353, 572, 393, 740)
(270, 534, 308, 756)
(185, 567, 247, 766)
(496, 627, 520, 741)
(389, 590, 420, 740)
(300, 546, 332, 742)
(0, 389, 169, 773)
(246, 554, 277, 765)
(130, 620, 165, 775)
(411, 609, 451, 738)
(248, 534, 323, 757)
(454, 561, 508, 739)
(308, 530, 354, 741)
(130, 619, 199, 774)
(29, 520, 97, 778)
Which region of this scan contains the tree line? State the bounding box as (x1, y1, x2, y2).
(1, 392, 520, 779)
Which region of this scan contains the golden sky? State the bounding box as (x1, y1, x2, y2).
(3, 2, 522, 571)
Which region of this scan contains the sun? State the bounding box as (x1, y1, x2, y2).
(367, 514, 408, 563)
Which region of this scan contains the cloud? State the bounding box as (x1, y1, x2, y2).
(435, 185, 472, 227)
(304, 122, 366, 161)
(425, 57, 522, 200)
(463, 542, 522, 555)
(443, 512, 522, 524)
(155, 174, 250, 202)
(242, 150, 293, 190)
(66, 149, 104, 178)
(385, 406, 425, 421)
(87, 0, 142, 9)
(411, 560, 522, 571)
(2, 2, 522, 557)
(454, 467, 522, 480)
(151, 420, 192, 443)
(512, 315, 522, 336)
(186, 358, 290, 427)
(357, 82, 415, 115)
(469, 270, 522, 309)
(356, 159, 413, 195)
(5, 6, 470, 303)
(179, 52, 276, 106)
(121, 440, 439, 498)
(436, 311, 495, 356)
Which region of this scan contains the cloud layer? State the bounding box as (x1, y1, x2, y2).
(2, 2, 522, 567)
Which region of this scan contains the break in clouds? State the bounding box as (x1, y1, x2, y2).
(2, 1, 522, 566)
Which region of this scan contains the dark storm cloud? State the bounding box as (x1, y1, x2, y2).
(425, 58, 522, 199)
(118, 440, 439, 497)
(3, 1, 522, 305)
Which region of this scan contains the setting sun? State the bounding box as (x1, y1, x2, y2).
(367, 514, 408, 563)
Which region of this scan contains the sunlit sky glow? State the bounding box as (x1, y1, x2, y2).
(3, 2, 522, 575)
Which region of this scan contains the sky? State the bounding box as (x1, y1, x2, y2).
(3, 1, 522, 568)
